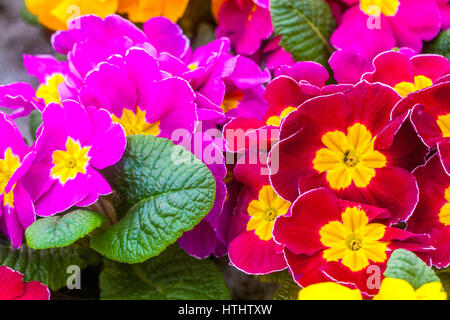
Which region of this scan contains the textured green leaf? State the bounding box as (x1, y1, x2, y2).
(100, 245, 230, 300)
(91, 135, 216, 263)
(29, 110, 43, 141)
(384, 249, 440, 290)
(258, 270, 300, 300)
(424, 30, 450, 60)
(270, 0, 336, 65)
(26, 210, 106, 249)
(0, 242, 101, 290)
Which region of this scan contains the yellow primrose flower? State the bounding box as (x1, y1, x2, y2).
(25, 0, 119, 31)
(118, 0, 190, 23)
(298, 279, 447, 300)
(26, 0, 190, 31)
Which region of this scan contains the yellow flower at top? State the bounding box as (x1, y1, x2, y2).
(313, 123, 387, 190)
(26, 0, 119, 31)
(319, 207, 389, 272)
(118, 0, 189, 23)
(266, 106, 297, 127)
(360, 0, 400, 17)
(298, 279, 447, 300)
(246, 185, 291, 241)
(25, 0, 190, 31)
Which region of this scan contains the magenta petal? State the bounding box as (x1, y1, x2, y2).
(178, 220, 220, 259)
(228, 231, 286, 274)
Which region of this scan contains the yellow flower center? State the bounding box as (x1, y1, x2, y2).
(246, 185, 291, 241)
(112, 107, 160, 136)
(319, 207, 389, 272)
(360, 0, 400, 17)
(0, 148, 20, 208)
(313, 123, 387, 190)
(266, 106, 297, 127)
(438, 186, 450, 226)
(393, 75, 433, 98)
(50, 137, 91, 184)
(36, 74, 65, 105)
(220, 91, 244, 113)
(188, 63, 198, 71)
(436, 114, 450, 138)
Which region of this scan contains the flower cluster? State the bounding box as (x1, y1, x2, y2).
(1, 0, 449, 300)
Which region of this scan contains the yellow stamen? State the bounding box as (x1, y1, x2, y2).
(437, 114, 450, 138)
(50, 137, 91, 184)
(36, 74, 65, 105)
(246, 185, 291, 241)
(266, 106, 297, 127)
(360, 0, 400, 17)
(112, 107, 160, 136)
(320, 207, 389, 272)
(313, 123, 386, 190)
(438, 186, 450, 226)
(220, 91, 244, 113)
(393, 75, 433, 98)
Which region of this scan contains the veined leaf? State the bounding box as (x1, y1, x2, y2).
(0, 242, 100, 290)
(26, 210, 106, 249)
(270, 0, 336, 66)
(90, 135, 216, 263)
(100, 245, 230, 300)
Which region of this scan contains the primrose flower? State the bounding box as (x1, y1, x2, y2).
(178, 133, 228, 259)
(270, 81, 427, 224)
(79, 48, 197, 140)
(227, 155, 289, 274)
(0, 266, 49, 300)
(224, 62, 351, 152)
(22, 101, 126, 216)
(331, 0, 442, 60)
(117, 0, 190, 23)
(0, 113, 36, 248)
(25, 0, 120, 31)
(298, 279, 447, 300)
(407, 155, 450, 268)
(216, 0, 273, 55)
(392, 81, 450, 173)
(273, 188, 431, 295)
(362, 51, 450, 97)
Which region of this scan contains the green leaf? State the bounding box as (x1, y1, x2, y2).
(424, 30, 450, 60)
(90, 135, 216, 263)
(0, 242, 101, 290)
(29, 110, 42, 141)
(270, 0, 336, 66)
(384, 249, 440, 290)
(26, 210, 106, 249)
(100, 245, 230, 300)
(257, 270, 300, 300)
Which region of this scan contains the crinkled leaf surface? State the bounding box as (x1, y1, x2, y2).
(26, 210, 106, 249)
(384, 249, 440, 290)
(90, 135, 216, 263)
(0, 242, 100, 290)
(258, 270, 300, 300)
(100, 245, 230, 300)
(270, 0, 336, 66)
(424, 30, 450, 60)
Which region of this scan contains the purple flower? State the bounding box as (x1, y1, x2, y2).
(331, 0, 442, 60)
(177, 132, 228, 259)
(216, 0, 273, 56)
(79, 48, 197, 140)
(22, 101, 126, 216)
(0, 112, 36, 248)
